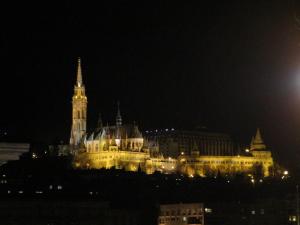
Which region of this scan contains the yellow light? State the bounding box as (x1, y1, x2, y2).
(245, 148, 250, 153)
(283, 170, 288, 175)
(181, 152, 184, 155)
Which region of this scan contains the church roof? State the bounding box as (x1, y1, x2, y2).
(87, 123, 143, 141)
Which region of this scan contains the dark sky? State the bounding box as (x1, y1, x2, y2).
(1, 1, 300, 165)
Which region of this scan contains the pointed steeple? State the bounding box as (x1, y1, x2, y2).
(96, 113, 103, 132)
(254, 128, 263, 144)
(70, 57, 87, 147)
(116, 101, 122, 126)
(250, 128, 266, 151)
(77, 57, 83, 87)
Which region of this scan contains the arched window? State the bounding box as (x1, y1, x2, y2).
(77, 110, 80, 119)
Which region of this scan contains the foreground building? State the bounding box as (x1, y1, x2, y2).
(70, 58, 274, 177)
(158, 203, 204, 225)
(0, 142, 29, 166)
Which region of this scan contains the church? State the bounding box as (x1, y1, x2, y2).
(69, 58, 275, 177)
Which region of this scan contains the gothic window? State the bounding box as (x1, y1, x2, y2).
(78, 110, 80, 119)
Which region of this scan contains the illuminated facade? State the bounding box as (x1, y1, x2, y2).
(70, 59, 166, 172)
(145, 129, 241, 158)
(158, 203, 204, 225)
(177, 129, 274, 177)
(69, 59, 274, 177)
(69, 58, 87, 147)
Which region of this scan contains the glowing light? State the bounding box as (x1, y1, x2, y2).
(32, 153, 37, 159)
(181, 152, 184, 155)
(205, 208, 212, 213)
(251, 178, 255, 183)
(283, 170, 289, 175)
(245, 148, 250, 153)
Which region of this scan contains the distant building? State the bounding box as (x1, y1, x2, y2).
(158, 203, 204, 225)
(70, 59, 162, 173)
(178, 129, 274, 177)
(68, 58, 274, 177)
(0, 143, 29, 166)
(145, 129, 241, 158)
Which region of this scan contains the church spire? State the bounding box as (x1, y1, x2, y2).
(77, 57, 83, 87)
(254, 128, 263, 144)
(250, 128, 266, 151)
(116, 101, 122, 126)
(96, 113, 103, 130)
(70, 57, 87, 147)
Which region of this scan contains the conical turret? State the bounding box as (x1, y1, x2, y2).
(250, 128, 266, 151)
(96, 113, 103, 131)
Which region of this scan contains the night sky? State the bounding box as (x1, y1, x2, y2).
(1, 1, 300, 165)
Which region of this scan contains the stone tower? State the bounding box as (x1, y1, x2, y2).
(70, 58, 87, 147)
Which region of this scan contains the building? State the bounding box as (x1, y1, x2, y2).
(177, 129, 274, 177)
(0, 142, 29, 166)
(145, 129, 242, 158)
(69, 58, 274, 177)
(71, 58, 167, 173)
(158, 203, 204, 225)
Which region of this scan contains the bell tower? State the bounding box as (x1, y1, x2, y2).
(70, 58, 87, 146)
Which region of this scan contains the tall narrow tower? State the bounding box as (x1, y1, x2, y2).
(70, 58, 87, 146)
(115, 101, 122, 140)
(116, 101, 122, 127)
